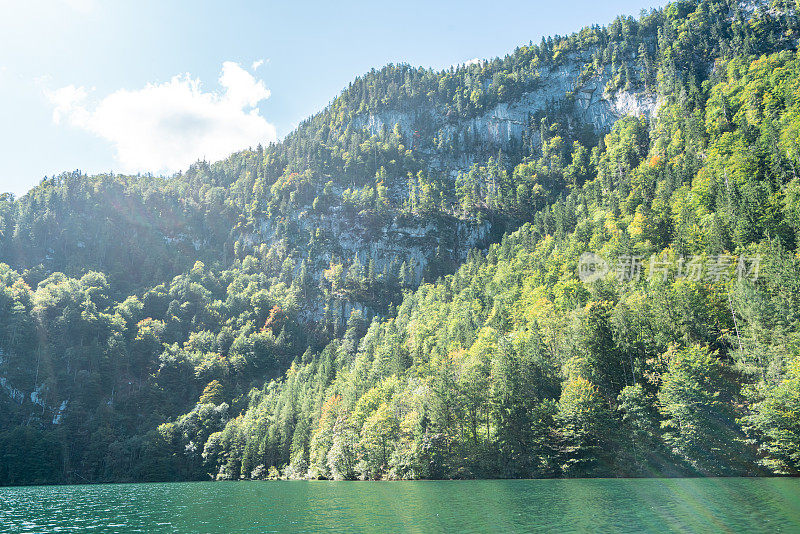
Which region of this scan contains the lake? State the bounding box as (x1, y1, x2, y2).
(1, 478, 798, 533)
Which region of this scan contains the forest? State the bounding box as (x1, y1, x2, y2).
(1, 0, 800, 484)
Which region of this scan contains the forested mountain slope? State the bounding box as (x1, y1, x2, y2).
(203, 46, 800, 480)
(1, 0, 799, 484)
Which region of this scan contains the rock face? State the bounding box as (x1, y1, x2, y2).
(255, 209, 489, 278)
(354, 54, 659, 168)
(0, 374, 68, 425)
(245, 206, 491, 323)
(240, 55, 659, 323)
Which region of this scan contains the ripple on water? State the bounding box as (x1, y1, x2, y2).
(0, 479, 799, 533)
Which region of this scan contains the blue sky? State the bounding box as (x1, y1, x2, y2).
(0, 0, 666, 197)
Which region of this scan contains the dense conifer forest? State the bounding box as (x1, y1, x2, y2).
(1, 0, 800, 484)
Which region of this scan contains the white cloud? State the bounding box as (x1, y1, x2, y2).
(220, 60, 270, 107)
(46, 84, 88, 125)
(251, 59, 265, 71)
(45, 62, 277, 174)
(450, 58, 484, 69)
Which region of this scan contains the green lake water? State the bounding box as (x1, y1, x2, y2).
(1, 478, 798, 533)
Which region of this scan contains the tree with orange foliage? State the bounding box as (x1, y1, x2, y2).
(261, 305, 285, 334)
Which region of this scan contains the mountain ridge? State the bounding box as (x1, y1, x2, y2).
(1, 0, 800, 484)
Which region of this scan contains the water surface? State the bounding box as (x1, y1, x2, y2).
(1, 478, 798, 533)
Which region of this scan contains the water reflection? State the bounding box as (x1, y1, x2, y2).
(0, 478, 798, 533)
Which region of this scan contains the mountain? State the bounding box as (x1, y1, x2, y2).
(1, 0, 800, 484)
